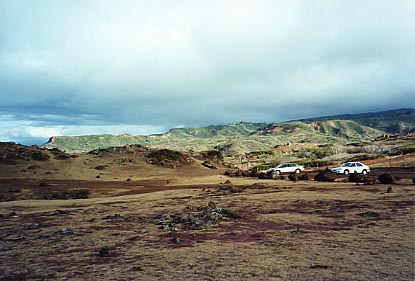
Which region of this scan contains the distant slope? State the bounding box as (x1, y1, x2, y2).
(162, 122, 267, 138)
(300, 108, 415, 133)
(43, 108, 414, 154)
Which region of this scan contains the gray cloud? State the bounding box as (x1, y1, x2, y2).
(0, 0, 414, 144)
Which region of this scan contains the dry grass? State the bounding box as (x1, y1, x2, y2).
(0, 179, 414, 280)
(0, 144, 414, 280)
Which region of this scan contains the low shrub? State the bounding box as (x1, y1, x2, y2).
(44, 189, 90, 200)
(31, 151, 50, 161)
(50, 148, 73, 160)
(200, 150, 223, 162)
(146, 149, 193, 168)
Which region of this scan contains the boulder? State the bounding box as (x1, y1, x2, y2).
(378, 172, 395, 184)
(314, 168, 336, 182)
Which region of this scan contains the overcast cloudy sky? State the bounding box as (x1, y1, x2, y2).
(1, 0, 414, 144)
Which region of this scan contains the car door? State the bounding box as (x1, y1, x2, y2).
(350, 163, 357, 173)
(355, 163, 363, 173)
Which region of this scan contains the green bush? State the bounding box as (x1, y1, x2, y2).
(200, 150, 223, 161)
(297, 160, 333, 168)
(146, 149, 193, 167)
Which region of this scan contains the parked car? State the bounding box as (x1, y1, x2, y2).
(266, 163, 305, 175)
(331, 162, 370, 175)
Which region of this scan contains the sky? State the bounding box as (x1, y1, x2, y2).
(1, 0, 414, 145)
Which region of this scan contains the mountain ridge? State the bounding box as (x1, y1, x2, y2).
(43, 108, 415, 154)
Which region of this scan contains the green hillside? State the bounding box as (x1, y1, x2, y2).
(43, 109, 414, 154)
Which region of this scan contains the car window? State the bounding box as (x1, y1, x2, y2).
(356, 163, 363, 167)
(351, 163, 356, 167)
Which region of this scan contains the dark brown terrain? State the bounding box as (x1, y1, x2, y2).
(0, 142, 414, 280)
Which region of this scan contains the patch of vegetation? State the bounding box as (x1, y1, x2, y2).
(200, 150, 223, 162)
(31, 151, 50, 161)
(386, 144, 415, 156)
(44, 189, 90, 200)
(146, 149, 193, 168)
(346, 154, 378, 162)
(247, 150, 274, 157)
(50, 148, 74, 160)
(297, 160, 333, 169)
(42, 109, 414, 154)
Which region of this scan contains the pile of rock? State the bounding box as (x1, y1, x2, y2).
(150, 202, 241, 231)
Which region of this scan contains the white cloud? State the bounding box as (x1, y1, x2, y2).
(0, 0, 414, 144)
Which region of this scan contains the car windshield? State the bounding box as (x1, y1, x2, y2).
(276, 164, 286, 168)
(340, 163, 351, 167)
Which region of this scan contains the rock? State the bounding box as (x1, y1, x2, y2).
(38, 181, 49, 187)
(291, 227, 307, 235)
(348, 173, 368, 183)
(58, 228, 74, 235)
(95, 165, 107, 171)
(207, 201, 216, 209)
(314, 169, 336, 182)
(185, 205, 200, 211)
(357, 211, 380, 218)
(171, 237, 182, 244)
(258, 173, 268, 179)
(378, 172, 395, 184)
(98, 246, 111, 257)
(202, 161, 217, 169)
(221, 208, 242, 219)
(267, 170, 279, 179)
(103, 214, 123, 220)
(299, 173, 309, 181)
(386, 186, 392, 193)
(207, 210, 223, 220)
(288, 173, 298, 181)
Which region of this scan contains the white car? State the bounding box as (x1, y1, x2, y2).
(331, 162, 370, 175)
(267, 163, 305, 175)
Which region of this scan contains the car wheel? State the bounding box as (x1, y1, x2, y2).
(344, 170, 349, 175)
(362, 170, 367, 175)
(295, 169, 301, 174)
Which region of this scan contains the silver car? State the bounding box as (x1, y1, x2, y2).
(267, 163, 305, 175)
(331, 162, 370, 175)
